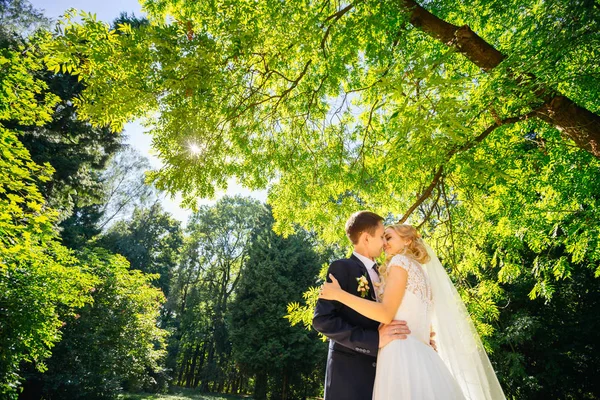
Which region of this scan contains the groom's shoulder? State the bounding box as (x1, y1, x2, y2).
(332, 256, 355, 263)
(326, 258, 352, 279)
(329, 257, 359, 270)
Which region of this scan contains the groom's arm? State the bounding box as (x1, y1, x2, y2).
(312, 261, 379, 356)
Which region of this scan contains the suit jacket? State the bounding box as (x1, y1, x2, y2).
(313, 254, 380, 400)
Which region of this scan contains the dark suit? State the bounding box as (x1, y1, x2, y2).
(313, 254, 380, 400)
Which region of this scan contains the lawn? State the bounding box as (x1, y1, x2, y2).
(120, 388, 252, 400)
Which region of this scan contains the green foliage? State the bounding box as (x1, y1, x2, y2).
(285, 264, 328, 331)
(0, 0, 49, 41)
(0, 230, 95, 397)
(1, 37, 57, 126)
(0, 45, 95, 396)
(167, 196, 266, 392)
(230, 212, 326, 399)
(1, 1, 125, 251)
(16, 70, 124, 226)
(0, 5, 166, 398)
(28, 248, 168, 400)
(41, 0, 600, 214)
(492, 263, 600, 398)
(40, 0, 600, 306)
(99, 203, 183, 298)
(5, 0, 600, 398)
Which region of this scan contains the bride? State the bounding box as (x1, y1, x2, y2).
(319, 224, 505, 400)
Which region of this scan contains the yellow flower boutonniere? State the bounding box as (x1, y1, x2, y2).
(356, 275, 370, 298)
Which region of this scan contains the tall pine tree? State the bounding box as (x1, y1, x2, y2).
(230, 211, 327, 400)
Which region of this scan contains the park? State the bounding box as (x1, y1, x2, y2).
(1, 0, 598, 399)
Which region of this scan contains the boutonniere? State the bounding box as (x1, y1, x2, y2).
(356, 275, 370, 298)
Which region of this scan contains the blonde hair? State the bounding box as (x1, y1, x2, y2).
(379, 224, 430, 280)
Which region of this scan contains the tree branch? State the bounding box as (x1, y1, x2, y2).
(417, 187, 442, 229)
(399, 107, 542, 223)
(398, 0, 600, 157)
(399, 165, 443, 223)
(321, 2, 361, 55)
(440, 174, 457, 267)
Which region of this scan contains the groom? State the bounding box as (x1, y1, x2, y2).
(313, 211, 411, 400)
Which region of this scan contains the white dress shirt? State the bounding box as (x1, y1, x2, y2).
(353, 251, 380, 300)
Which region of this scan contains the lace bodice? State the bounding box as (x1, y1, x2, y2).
(387, 254, 433, 309)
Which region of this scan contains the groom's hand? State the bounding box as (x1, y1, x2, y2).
(378, 320, 410, 348)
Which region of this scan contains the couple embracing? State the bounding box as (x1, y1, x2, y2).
(312, 211, 505, 400)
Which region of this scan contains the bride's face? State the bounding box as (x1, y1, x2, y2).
(384, 228, 412, 256)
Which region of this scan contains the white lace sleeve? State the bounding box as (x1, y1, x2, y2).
(388, 254, 433, 308)
(388, 254, 411, 271)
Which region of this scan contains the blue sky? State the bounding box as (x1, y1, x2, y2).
(29, 0, 267, 224)
(30, 0, 145, 24)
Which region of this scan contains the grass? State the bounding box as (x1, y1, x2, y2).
(119, 388, 252, 400)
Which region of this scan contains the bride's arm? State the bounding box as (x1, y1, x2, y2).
(319, 266, 408, 324)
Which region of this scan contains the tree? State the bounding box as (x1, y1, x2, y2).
(1, 6, 164, 398)
(39, 3, 600, 397)
(230, 211, 327, 400)
(1, 1, 126, 250)
(491, 262, 600, 399)
(47, 1, 600, 150)
(56, 146, 158, 249)
(0, 0, 49, 42)
(41, 1, 600, 298)
(97, 146, 158, 231)
(21, 249, 168, 400)
(98, 202, 183, 298)
(0, 23, 95, 397)
(168, 196, 265, 392)
(14, 70, 124, 222)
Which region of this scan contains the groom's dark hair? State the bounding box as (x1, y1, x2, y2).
(345, 211, 384, 244)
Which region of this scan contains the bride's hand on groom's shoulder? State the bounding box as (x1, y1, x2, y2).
(318, 274, 343, 301)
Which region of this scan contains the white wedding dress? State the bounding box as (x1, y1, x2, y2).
(373, 254, 465, 400)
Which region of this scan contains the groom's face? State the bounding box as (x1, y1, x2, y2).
(365, 222, 386, 259)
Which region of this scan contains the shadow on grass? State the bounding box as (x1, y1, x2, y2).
(120, 387, 252, 400)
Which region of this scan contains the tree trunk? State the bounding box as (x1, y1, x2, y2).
(186, 343, 201, 388)
(200, 343, 215, 392)
(398, 0, 600, 158)
(177, 348, 191, 386)
(216, 374, 224, 393)
(282, 371, 288, 400)
(193, 342, 206, 388)
(241, 373, 248, 395)
(231, 374, 239, 394)
(538, 96, 600, 156)
(254, 371, 268, 400)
